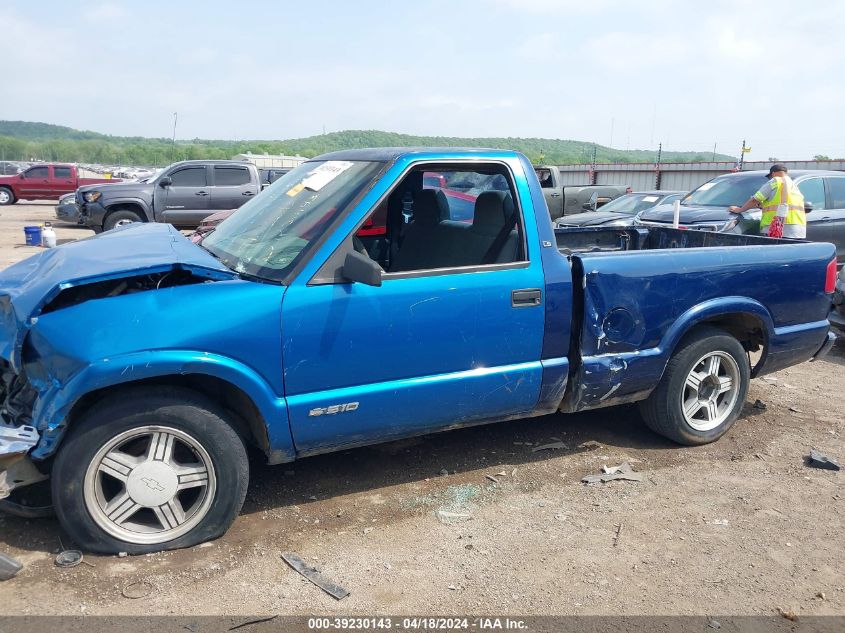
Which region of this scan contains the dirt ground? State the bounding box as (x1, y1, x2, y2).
(0, 202, 843, 616)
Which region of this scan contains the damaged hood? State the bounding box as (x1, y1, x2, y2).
(638, 203, 733, 224)
(0, 223, 235, 371)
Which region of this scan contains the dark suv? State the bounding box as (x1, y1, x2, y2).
(637, 170, 845, 263)
(78, 160, 261, 232)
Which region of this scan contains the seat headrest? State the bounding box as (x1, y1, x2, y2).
(413, 189, 448, 226)
(472, 191, 514, 235)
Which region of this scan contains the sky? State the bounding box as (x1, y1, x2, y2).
(1, 0, 843, 161)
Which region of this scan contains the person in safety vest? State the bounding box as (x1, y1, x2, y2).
(728, 164, 806, 238)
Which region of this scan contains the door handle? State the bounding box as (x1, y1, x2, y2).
(242, 191, 254, 196)
(195, 191, 209, 196)
(511, 288, 542, 307)
(550, 192, 561, 197)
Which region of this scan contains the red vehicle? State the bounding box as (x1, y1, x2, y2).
(0, 163, 120, 205)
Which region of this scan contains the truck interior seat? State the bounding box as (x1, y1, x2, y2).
(453, 191, 517, 266)
(388, 189, 454, 272)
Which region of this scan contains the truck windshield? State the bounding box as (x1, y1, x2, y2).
(598, 193, 663, 215)
(201, 160, 383, 282)
(682, 175, 767, 207)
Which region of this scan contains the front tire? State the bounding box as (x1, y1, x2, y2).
(51, 387, 249, 554)
(103, 209, 143, 231)
(0, 187, 15, 205)
(639, 326, 750, 445)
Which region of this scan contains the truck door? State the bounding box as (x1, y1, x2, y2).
(18, 165, 51, 198)
(535, 167, 562, 220)
(812, 176, 845, 264)
(157, 165, 211, 226)
(51, 165, 76, 198)
(209, 165, 257, 212)
(281, 161, 547, 454)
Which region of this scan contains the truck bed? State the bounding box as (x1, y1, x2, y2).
(553, 225, 835, 413)
(554, 226, 793, 255)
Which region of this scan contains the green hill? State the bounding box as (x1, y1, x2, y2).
(0, 120, 734, 166)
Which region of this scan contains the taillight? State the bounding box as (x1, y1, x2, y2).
(824, 258, 837, 293)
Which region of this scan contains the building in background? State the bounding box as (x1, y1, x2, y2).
(232, 152, 306, 169)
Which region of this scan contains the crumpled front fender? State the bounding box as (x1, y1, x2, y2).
(27, 349, 295, 463)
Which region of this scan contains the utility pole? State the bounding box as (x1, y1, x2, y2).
(171, 112, 178, 161)
(654, 142, 663, 189)
(609, 117, 615, 149)
(589, 143, 597, 185)
(738, 139, 747, 171)
(712, 142, 717, 162)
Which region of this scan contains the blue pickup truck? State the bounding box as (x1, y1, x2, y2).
(0, 148, 838, 554)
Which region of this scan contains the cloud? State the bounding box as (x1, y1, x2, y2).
(83, 2, 127, 22)
(516, 33, 559, 59)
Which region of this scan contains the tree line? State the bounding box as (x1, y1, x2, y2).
(0, 121, 733, 167)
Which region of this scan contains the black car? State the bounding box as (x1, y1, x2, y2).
(637, 170, 845, 263)
(259, 167, 291, 189)
(555, 190, 685, 228)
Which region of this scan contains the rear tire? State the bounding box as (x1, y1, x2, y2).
(51, 387, 249, 554)
(639, 326, 749, 445)
(0, 187, 15, 205)
(103, 209, 143, 231)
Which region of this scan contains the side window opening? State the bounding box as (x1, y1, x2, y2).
(24, 166, 49, 179)
(354, 164, 525, 274)
(170, 167, 207, 187)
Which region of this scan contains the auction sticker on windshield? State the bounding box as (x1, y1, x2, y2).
(642, 195, 659, 202)
(302, 160, 355, 192)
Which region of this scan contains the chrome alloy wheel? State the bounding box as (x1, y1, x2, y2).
(83, 426, 216, 545)
(114, 218, 136, 227)
(0, 190, 10, 204)
(680, 351, 741, 432)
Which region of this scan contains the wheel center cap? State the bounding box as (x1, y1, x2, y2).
(126, 462, 178, 507)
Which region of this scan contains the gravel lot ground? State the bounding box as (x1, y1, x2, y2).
(0, 202, 842, 617)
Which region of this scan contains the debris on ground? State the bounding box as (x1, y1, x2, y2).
(438, 469, 449, 476)
(789, 406, 802, 413)
(281, 551, 349, 600)
(117, 552, 128, 558)
(121, 581, 154, 599)
(805, 448, 840, 471)
(578, 440, 602, 451)
(54, 550, 83, 568)
(582, 462, 644, 484)
(613, 524, 623, 547)
(436, 510, 471, 524)
(0, 553, 22, 581)
(531, 441, 568, 453)
(485, 474, 499, 484)
(776, 607, 797, 621)
(816, 592, 826, 601)
(753, 400, 767, 410)
(707, 619, 721, 630)
(713, 519, 729, 526)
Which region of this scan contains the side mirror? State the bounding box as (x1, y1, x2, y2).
(583, 192, 599, 212)
(342, 251, 382, 287)
(804, 201, 814, 213)
(159, 176, 172, 188)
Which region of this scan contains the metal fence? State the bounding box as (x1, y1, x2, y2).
(556, 160, 845, 192)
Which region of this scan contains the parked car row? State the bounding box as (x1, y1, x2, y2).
(555, 190, 685, 227)
(636, 170, 845, 265)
